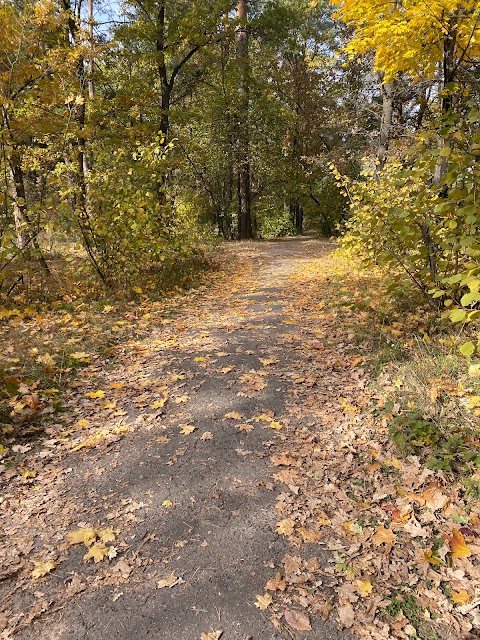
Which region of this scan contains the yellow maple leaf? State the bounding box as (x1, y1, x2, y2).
(67, 527, 97, 547)
(180, 425, 196, 435)
(31, 561, 56, 579)
(150, 396, 168, 409)
(268, 421, 283, 430)
(85, 390, 105, 399)
(20, 469, 36, 479)
(162, 499, 173, 507)
(276, 518, 295, 536)
(259, 358, 278, 366)
(355, 579, 373, 597)
(98, 528, 116, 543)
(174, 395, 189, 403)
(447, 530, 471, 559)
(224, 411, 242, 420)
(254, 413, 274, 423)
(194, 356, 208, 362)
(255, 593, 273, 610)
(76, 419, 91, 428)
(70, 352, 91, 361)
(101, 400, 117, 410)
(84, 542, 110, 563)
(452, 589, 471, 604)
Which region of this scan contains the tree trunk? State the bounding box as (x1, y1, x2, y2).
(8, 154, 50, 272)
(235, 0, 253, 239)
(377, 77, 394, 169)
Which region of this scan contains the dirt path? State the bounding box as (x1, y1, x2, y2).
(2, 238, 362, 640)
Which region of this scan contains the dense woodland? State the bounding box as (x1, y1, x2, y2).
(1, 0, 480, 320)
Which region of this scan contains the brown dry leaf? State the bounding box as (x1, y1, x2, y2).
(224, 411, 242, 420)
(277, 518, 295, 536)
(156, 436, 169, 444)
(255, 593, 273, 610)
(273, 469, 300, 484)
(372, 526, 395, 549)
(31, 561, 56, 579)
(200, 631, 223, 640)
(235, 423, 253, 432)
(283, 609, 312, 631)
(271, 453, 298, 467)
(157, 572, 185, 589)
(337, 603, 355, 628)
(259, 358, 278, 366)
(84, 542, 110, 563)
(265, 572, 286, 592)
(297, 527, 321, 543)
(200, 431, 213, 441)
(220, 366, 236, 374)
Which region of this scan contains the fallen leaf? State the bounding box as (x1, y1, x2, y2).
(283, 609, 312, 631)
(337, 603, 355, 628)
(255, 593, 273, 610)
(268, 421, 283, 430)
(224, 411, 243, 420)
(31, 561, 55, 579)
(85, 390, 105, 399)
(150, 396, 168, 409)
(67, 527, 97, 547)
(180, 425, 196, 435)
(157, 572, 185, 589)
(447, 530, 471, 559)
(277, 518, 295, 536)
(452, 589, 471, 604)
(200, 431, 213, 440)
(355, 578, 373, 597)
(372, 526, 395, 549)
(162, 499, 173, 507)
(236, 423, 253, 432)
(84, 542, 110, 563)
(297, 527, 321, 543)
(200, 632, 223, 640)
(174, 395, 189, 403)
(265, 572, 286, 592)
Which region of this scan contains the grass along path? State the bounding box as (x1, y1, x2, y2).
(1, 237, 480, 640)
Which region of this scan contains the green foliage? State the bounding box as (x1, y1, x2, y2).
(338, 100, 480, 354)
(389, 409, 480, 474)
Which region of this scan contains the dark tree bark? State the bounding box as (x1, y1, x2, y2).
(235, 0, 253, 239)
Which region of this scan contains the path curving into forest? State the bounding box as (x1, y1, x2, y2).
(3, 237, 363, 640)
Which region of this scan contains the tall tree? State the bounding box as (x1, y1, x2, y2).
(235, 0, 253, 239)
